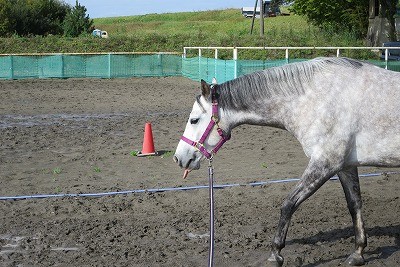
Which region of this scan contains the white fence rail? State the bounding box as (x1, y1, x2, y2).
(183, 46, 400, 70)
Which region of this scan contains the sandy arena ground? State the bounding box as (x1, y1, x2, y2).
(0, 77, 399, 266)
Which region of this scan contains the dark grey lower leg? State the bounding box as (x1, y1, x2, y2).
(338, 167, 367, 266)
(267, 160, 337, 267)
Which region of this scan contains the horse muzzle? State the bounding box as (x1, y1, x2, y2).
(173, 152, 202, 179)
(174, 154, 201, 169)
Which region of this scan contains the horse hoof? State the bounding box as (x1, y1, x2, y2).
(345, 253, 365, 266)
(266, 254, 284, 267)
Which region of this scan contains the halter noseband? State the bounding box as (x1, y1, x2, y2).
(180, 85, 230, 160)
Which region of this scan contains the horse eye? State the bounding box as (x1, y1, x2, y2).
(190, 118, 199, 124)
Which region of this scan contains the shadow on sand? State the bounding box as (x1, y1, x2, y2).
(288, 225, 400, 267)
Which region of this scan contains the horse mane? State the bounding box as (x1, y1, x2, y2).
(216, 57, 363, 111)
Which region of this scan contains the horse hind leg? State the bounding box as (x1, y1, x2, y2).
(337, 167, 367, 266)
(267, 159, 337, 267)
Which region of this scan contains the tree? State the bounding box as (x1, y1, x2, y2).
(1, 0, 70, 36)
(270, 0, 287, 13)
(63, 0, 93, 37)
(380, 0, 398, 41)
(0, 0, 11, 36)
(367, 0, 399, 45)
(291, 0, 369, 38)
(26, 0, 70, 35)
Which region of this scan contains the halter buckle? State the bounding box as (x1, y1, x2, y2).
(208, 156, 213, 167)
(211, 115, 219, 123)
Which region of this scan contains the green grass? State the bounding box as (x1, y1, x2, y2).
(130, 151, 138, 157)
(0, 9, 371, 58)
(161, 151, 174, 158)
(261, 162, 269, 169)
(93, 166, 101, 173)
(52, 167, 62, 175)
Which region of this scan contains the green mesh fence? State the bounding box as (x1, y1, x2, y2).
(182, 57, 236, 83)
(0, 53, 182, 79)
(1, 53, 399, 82)
(182, 57, 310, 83)
(367, 59, 400, 72)
(182, 57, 400, 84)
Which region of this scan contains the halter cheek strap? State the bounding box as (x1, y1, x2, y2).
(180, 85, 230, 160)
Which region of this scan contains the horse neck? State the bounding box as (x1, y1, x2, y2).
(218, 83, 290, 130)
(220, 95, 290, 131)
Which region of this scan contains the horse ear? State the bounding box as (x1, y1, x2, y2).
(201, 79, 211, 98)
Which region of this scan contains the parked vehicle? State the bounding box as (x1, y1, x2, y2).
(241, 1, 278, 18)
(92, 29, 108, 39)
(380, 42, 400, 60)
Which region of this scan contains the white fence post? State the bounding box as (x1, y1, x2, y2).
(285, 48, 289, 63)
(198, 48, 202, 80)
(214, 49, 218, 81)
(233, 47, 238, 79)
(385, 48, 388, 70)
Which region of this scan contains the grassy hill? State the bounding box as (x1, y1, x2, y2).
(0, 9, 368, 58)
(93, 9, 364, 51)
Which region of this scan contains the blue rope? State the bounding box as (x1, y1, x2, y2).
(0, 172, 397, 201)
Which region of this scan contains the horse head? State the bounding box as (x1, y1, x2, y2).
(174, 78, 231, 178)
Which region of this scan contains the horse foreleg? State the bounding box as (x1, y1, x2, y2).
(338, 167, 367, 266)
(267, 159, 336, 267)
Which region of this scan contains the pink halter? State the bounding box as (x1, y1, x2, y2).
(180, 85, 231, 160)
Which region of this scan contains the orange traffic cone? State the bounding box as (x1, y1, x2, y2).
(137, 122, 157, 157)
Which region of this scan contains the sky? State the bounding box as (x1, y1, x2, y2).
(63, 0, 259, 18)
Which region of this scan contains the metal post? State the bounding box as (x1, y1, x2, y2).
(250, 0, 258, 34)
(336, 48, 340, 57)
(9, 55, 14, 79)
(159, 53, 164, 76)
(208, 159, 215, 267)
(260, 0, 264, 37)
(61, 54, 65, 78)
(108, 53, 112, 78)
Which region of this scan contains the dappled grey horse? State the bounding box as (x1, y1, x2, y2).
(174, 57, 400, 266)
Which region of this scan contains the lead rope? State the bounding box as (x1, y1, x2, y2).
(208, 157, 215, 267)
